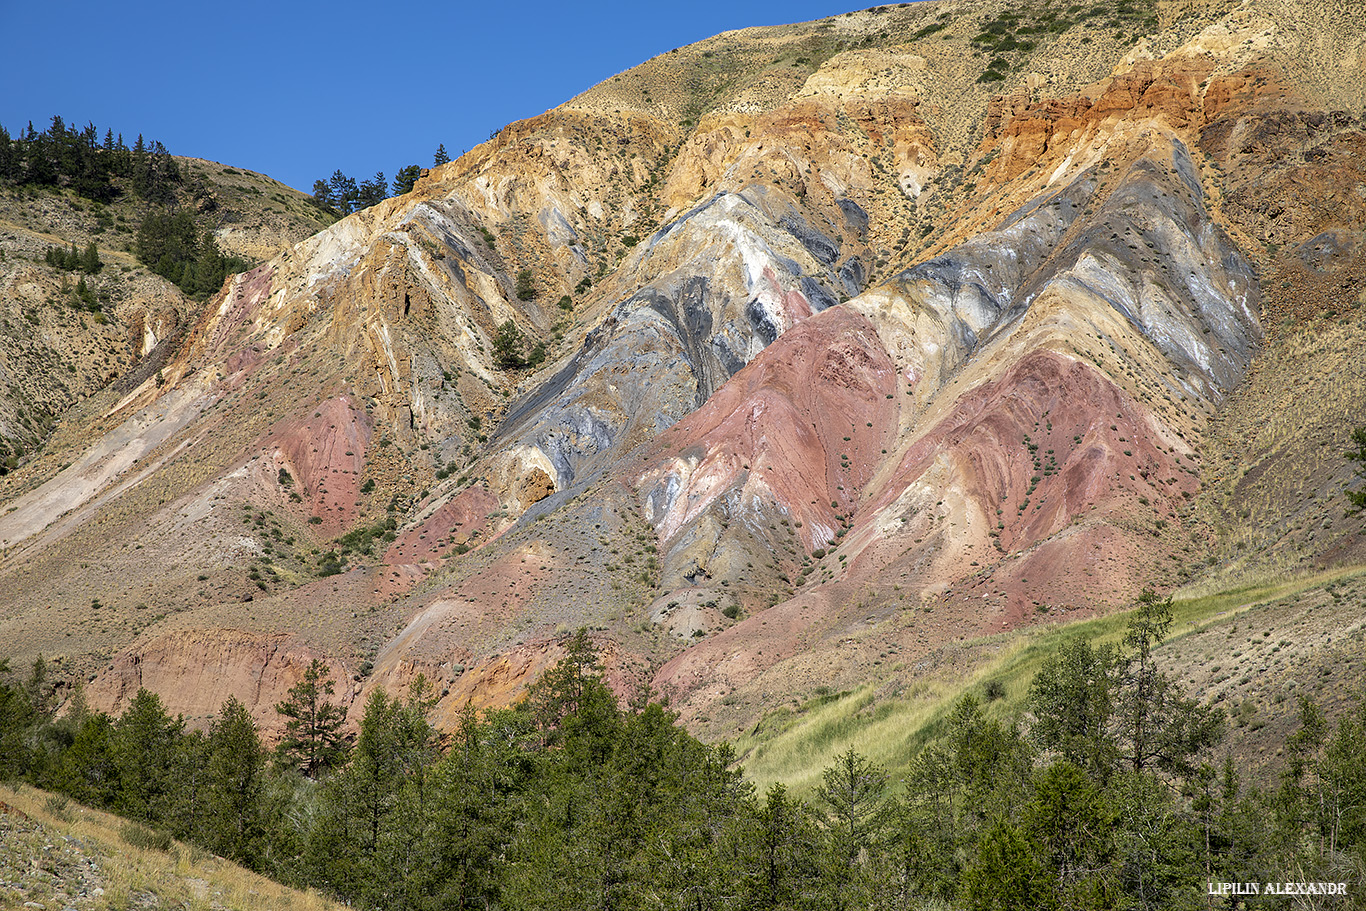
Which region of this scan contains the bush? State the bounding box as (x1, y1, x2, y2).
(493, 319, 526, 368)
(121, 823, 173, 852)
(44, 793, 72, 820)
(515, 269, 536, 300)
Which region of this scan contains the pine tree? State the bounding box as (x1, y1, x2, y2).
(111, 688, 183, 822)
(329, 169, 358, 215)
(392, 164, 422, 196)
(434, 143, 451, 166)
(961, 818, 1051, 911)
(1024, 761, 1116, 907)
(192, 230, 227, 296)
(55, 710, 119, 808)
(310, 686, 438, 906)
(525, 629, 619, 755)
(751, 782, 818, 908)
(74, 276, 94, 308)
(275, 658, 348, 778)
(311, 178, 334, 210)
(80, 241, 101, 274)
(421, 705, 522, 909)
(358, 171, 387, 208)
(1346, 427, 1366, 511)
(515, 268, 536, 300)
(205, 696, 265, 864)
(1027, 637, 1120, 776)
(815, 747, 893, 868)
(0, 125, 15, 182)
(1116, 590, 1223, 778)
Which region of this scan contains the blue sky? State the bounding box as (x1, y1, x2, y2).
(1, 0, 857, 194)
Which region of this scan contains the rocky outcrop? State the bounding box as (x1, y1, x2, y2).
(84, 629, 352, 739)
(641, 133, 1259, 718)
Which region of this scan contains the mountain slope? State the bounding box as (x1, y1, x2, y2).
(0, 0, 1363, 746)
(0, 156, 334, 477)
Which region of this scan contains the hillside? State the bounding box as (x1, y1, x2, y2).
(0, 151, 335, 477)
(0, 0, 1363, 771)
(0, 784, 342, 911)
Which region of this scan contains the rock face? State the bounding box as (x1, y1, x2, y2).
(83, 629, 353, 739)
(1, 0, 1363, 738)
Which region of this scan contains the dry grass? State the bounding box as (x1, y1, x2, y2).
(0, 783, 342, 911)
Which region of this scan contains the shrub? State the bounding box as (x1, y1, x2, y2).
(493, 319, 526, 368)
(515, 269, 536, 300)
(44, 793, 72, 820)
(121, 823, 173, 852)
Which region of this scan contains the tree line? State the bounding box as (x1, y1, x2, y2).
(0, 115, 180, 205)
(3, 596, 1365, 910)
(309, 145, 454, 215)
(1, 115, 253, 300)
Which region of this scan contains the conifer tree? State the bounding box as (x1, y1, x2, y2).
(205, 696, 265, 864)
(55, 710, 118, 808)
(311, 178, 333, 210)
(74, 276, 93, 307)
(491, 319, 526, 370)
(111, 688, 183, 821)
(434, 144, 450, 166)
(1346, 427, 1366, 510)
(358, 171, 388, 208)
(815, 747, 893, 870)
(0, 126, 15, 182)
(80, 240, 101, 274)
(329, 170, 358, 214)
(275, 658, 348, 778)
(393, 164, 422, 196)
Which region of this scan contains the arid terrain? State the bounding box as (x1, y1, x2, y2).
(1, 0, 1364, 780)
